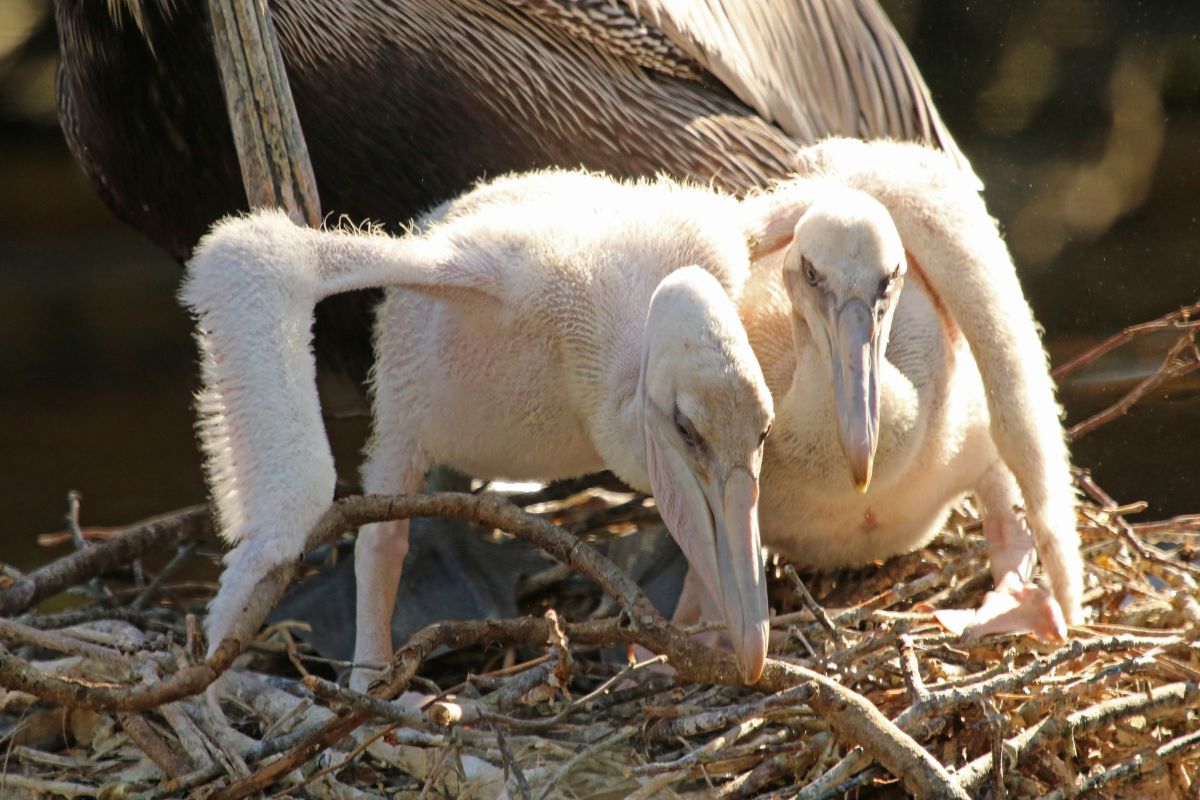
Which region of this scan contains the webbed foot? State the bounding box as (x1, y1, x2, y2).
(933, 580, 1067, 641)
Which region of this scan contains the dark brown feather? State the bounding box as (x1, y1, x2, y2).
(54, 0, 962, 377)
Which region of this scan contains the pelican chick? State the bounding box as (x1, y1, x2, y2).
(740, 140, 1083, 637)
(181, 171, 774, 688)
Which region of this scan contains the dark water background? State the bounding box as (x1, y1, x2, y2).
(0, 1, 1197, 573)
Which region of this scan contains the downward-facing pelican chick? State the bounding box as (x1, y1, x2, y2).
(741, 140, 1084, 637)
(181, 171, 774, 688)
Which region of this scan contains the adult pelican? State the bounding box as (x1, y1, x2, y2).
(55, 0, 972, 375)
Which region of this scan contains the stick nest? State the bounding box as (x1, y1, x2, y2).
(1, 305, 1198, 799)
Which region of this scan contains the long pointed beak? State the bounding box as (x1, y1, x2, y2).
(646, 435, 769, 683)
(830, 299, 881, 492)
(711, 466, 769, 683)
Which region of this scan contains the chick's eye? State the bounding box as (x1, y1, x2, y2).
(674, 411, 697, 447)
(802, 257, 819, 286)
(759, 424, 772, 446)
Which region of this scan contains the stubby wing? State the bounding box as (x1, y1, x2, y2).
(180, 210, 504, 657)
(806, 139, 1082, 625)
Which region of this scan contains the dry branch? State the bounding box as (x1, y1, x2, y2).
(117, 710, 193, 778)
(1052, 300, 1200, 380)
(954, 680, 1199, 791)
(0, 504, 211, 616)
(4, 385, 1200, 797)
(1044, 728, 1200, 799)
(1053, 300, 1200, 441)
(0, 638, 240, 712)
(111, 490, 959, 799)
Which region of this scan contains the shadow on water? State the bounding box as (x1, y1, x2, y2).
(0, 2, 1197, 574)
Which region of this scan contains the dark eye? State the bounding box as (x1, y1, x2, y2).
(759, 424, 772, 446)
(674, 409, 699, 448)
(802, 256, 819, 286)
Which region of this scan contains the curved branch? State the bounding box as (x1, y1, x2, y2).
(223, 491, 969, 800)
(2, 492, 966, 799)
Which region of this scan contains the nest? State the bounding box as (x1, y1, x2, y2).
(1, 308, 1197, 799)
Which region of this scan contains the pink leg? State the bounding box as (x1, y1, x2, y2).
(978, 465, 1037, 583)
(350, 444, 427, 692)
(672, 566, 707, 627)
(935, 464, 1066, 641)
(679, 567, 784, 654)
(630, 566, 715, 673)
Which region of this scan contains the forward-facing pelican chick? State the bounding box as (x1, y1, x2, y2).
(181, 171, 774, 688)
(741, 140, 1083, 637)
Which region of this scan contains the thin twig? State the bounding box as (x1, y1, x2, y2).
(785, 565, 845, 649)
(718, 731, 833, 799)
(631, 716, 767, 775)
(0, 773, 98, 798)
(117, 711, 193, 778)
(65, 491, 86, 552)
(1077, 470, 1200, 580)
(131, 540, 200, 610)
(1052, 300, 1200, 380)
(0, 617, 130, 667)
(0, 638, 241, 712)
(533, 726, 639, 800)
(1041, 727, 1200, 799)
(897, 633, 929, 704)
(299, 675, 425, 728)
(902, 634, 1182, 724)
(496, 727, 533, 800)
(1058, 302, 1200, 441)
(0, 505, 212, 616)
(955, 681, 1199, 791)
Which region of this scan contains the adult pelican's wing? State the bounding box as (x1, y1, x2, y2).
(619, 0, 975, 179)
(57, 0, 975, 382)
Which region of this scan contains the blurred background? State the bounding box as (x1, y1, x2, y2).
(1, 1, 1198, 571)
